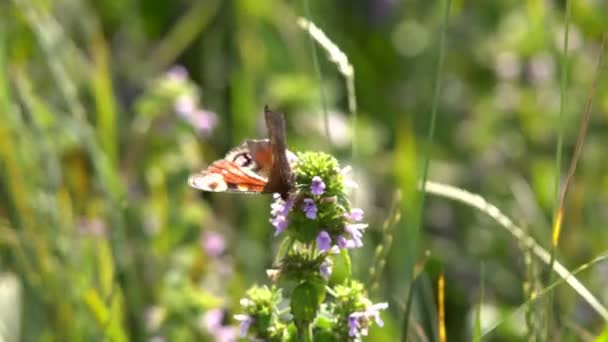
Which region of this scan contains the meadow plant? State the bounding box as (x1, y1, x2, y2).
(234, 151, 387, 341)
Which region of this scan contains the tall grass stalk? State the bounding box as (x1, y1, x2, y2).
(481, 253, 608, 338)
(424, 180, 608, 321)
(301, 1, 331, 146)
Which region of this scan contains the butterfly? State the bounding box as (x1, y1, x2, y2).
(188, 106, 296, 199)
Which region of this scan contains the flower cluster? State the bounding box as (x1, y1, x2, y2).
(235, 151, 388, 341)
(331, 281, 389, 340)
(234, 285, 287, 340)
(166, 66, 218, 137)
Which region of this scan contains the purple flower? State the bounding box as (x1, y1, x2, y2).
(310, 176, 326, 195)
(203, 309, 238, 342)
(347, 302, 389, 337)
(367, 302, 389, 327)
(302, 198, 317, 219)
(189, 109, 218, 136)
(234, 314, 253, 338)
(202, 231, 226, 257)
(203, 308, 224, 331)
(316, 230, 332, 252)
(348, 314, 361, 337)
(344, 223, 368, 248)
(337, 236, 357, 249)
(271, 215, 288, 236)
(346, 208, 364, 222)
(174, 94, 196, 117)
(320, 259, 332, 279)
(270, 194, 294, 236)
(166, 65, 188, 83)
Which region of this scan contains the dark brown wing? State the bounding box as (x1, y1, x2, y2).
(262, 106, 294, 199)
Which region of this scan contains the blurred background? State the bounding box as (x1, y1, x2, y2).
(1, 0, 608, 340)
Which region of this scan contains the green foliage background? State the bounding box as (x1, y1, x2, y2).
(1, 0, 608, 340)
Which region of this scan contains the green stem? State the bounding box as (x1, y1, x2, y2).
(297, 322, 313, 342)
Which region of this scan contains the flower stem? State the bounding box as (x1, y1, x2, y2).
(297, 323, 313, 342)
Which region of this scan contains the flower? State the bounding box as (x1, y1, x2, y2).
(310, 176, 326, 195)
(337, 236, 357, 249)
(202, 231, 226, 257)
(316, 230, 332, 252)
(166, 65, 188, 83)
(203, 309, 237, 342)
(347, 302, 389, 337)
(302, 198, 317, 219)
(344, 223, 368, 248)
(271, 215, 288, 236)
(174, 94, 196, 117)
(233, 314, 253, 338)
(189, 109, 218, 136)
(270, 194, 294, 236)
(348, 314, 361, 337)
(320, 259, 332, 279)
(345, 208, 364, 222)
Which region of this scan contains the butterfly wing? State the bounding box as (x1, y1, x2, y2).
(188, 140, 272, 193)
(188, 106, 295, 197)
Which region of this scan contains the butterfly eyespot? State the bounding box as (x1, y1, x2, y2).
(233, 152, 253, 167)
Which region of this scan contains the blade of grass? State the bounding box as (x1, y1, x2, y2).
(551, 33, 606, 249)
(401, 251, 431, 342)
(472, 262, 484, 341)
(403, 0, 451, 339)
(369, 190, 402, 296)
(301, 0, 331, 145)
(424, 180, 608, 321)
(480, 253, 608, 338)
(143, 0, 221, 73)
(438, 272, 446, 342)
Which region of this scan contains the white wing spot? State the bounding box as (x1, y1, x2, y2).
(188, 173, 228, 192)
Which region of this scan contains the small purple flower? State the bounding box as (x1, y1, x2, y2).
(189, 109, 218, 136)
(320, 259, 332, 279)
(337, 236, 356, 249)
(202, 231, 226, 257)
(203, 308, 224, 331)
(270, 194, 294, 236)
(367, 302, 389, 327)
(302, 198, 317, 219)
(174, 94, 196, 117)
(346, 208, 364, 222)
(347, 302, 389, 337)
(348, 314, 361, 337)
(316, 230, 332, 252)
(234, 314, 253, 338)
(166, 65, 188, 83)
(344, 223, 368, 248)
(271, 215, 288, 236)
(310, 176, 326, 195)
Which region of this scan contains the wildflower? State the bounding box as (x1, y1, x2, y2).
(270, 194, 294, 236)
(345, 208, 364, 222)
(344, 223, 368, 248)
(174, 94, 196, 117)
(337, 236, 357, 249)
(310, 176, 326, 195)
(271, 215, 289, 236)
(347, 302, 389, 337)
(316, 230, 332, 252)
(347, 314, 361, 337)
(302, 198, 317, 219)
(233, 314, 253, 338)
(320, 259, 332, 279)
(166, 65, 188, 83)
(202, 231, 226, 257)
(203, 309, 237, 342)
